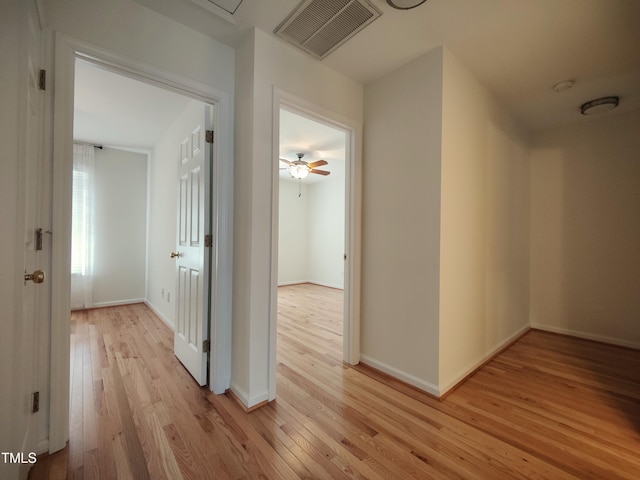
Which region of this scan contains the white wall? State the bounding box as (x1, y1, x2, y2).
(439, 49, 531, 393)
(278, 164, 346, 289)
(233, 28, 363, 407)
(530, 109, 640, 348)
(45, 0, 234, 95)
(362, 47, 531, 397)
(278, 181, 309, 285)
(147, 99, 206, 327)
(91, 147, 148, 306)
(362, 47, 444, 395)
(307, 163, 346, 289)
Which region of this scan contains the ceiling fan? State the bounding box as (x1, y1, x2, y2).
(280, 153, 330, 179)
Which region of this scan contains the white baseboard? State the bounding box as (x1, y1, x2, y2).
(91, 298, 145, 308)
(359, 325, 530, 399)
(359, 354, 440, 397)
(531, 324, 640, 350)
(278, 280, 344, 290)
(144, 301, 175, 330)
(438, 324, 530, 395)
(308, 280, 344, 290)
(278, 280, 309, 287)
(229, 383, 269, 409)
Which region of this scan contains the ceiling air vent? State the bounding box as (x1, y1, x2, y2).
(274, 0, 382, 60)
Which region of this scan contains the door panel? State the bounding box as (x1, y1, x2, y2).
(12, 0, 46, 474)
(173, 108, 210, 386)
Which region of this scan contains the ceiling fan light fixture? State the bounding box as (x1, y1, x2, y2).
(386, 0, 427, 10)
(580, 96, 619, 115)
(289, 163, 310, 179)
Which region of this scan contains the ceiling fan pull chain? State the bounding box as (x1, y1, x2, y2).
(298, 179, 302, 197)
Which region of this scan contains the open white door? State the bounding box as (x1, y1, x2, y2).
(172, 105, 213, 386)
(10, 0, 47, 475)
(22, 0, 45, 447)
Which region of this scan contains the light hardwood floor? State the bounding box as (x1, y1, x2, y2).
(30, 283, 640, 479)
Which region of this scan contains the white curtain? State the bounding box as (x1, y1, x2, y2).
(70, 143, 95, 309)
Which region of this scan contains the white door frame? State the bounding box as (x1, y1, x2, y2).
(49, 33, 233, 452)
(268, 88, 362, 400)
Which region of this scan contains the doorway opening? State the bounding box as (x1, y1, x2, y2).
(269, 93, 362, 400)
(50, 37, 233, 452)
(276, 107, 347, 375)
(68, 57, 215, 471)
(71, 55, 214, 372)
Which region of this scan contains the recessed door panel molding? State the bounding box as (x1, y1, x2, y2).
(179, 175, 189, 246)
(189, 268, 200, 346)
(177, 265, 188, 336)
(180, 137, 190, 165)
(190, 167, 201, 246)
(191, 125, 201, 158)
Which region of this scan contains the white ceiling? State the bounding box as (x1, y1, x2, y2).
(74, 58, 192, 150)
(131, 0, 640, 131)
(74, 0, 640, 153)
(206, 0, 243, 14)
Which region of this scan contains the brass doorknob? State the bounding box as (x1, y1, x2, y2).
(24, 269, 46, 284)
(170, 252, 180, 259)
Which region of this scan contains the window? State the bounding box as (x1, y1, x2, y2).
(71, 169, 90, 275)
(70, 142, 95, 309)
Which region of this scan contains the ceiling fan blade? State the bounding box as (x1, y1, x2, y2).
(307, 159, 328, 168)
(310, 169, 330, 176)
(279, 158, 292, 165)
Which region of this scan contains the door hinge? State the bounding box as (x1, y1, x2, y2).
(203, 339, 210, 353)
(32, 391, 40, 413)
(38, 69, 46, 91)
(204, 234, 212, 248)
(205, 130, 214, 144)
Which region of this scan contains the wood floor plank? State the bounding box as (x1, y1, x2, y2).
(110, 350, 152, 480)
(31, 285, 640, 479)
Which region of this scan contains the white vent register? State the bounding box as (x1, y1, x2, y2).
(274, 0, 382, 60)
